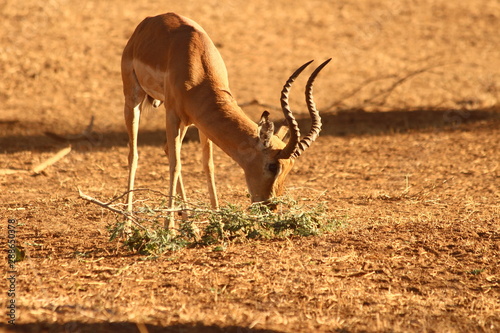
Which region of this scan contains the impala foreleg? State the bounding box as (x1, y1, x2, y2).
(163, 138, 189, 205)
(200, 132, 218, 209)
(165, 111, 188, 230)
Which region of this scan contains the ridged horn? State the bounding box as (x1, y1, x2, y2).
(278, 60, 314, 159)
(292, 58, 332, 159)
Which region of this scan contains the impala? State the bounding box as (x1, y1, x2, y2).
(121, 12, 331, 229)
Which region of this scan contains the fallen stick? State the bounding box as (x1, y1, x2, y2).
(32, 146, 72, 174)
(78, 189, 200, 232)
(78, 189, 147, 230)
(0, 169, 30, 176)
(0, 146, 71, 176)
(78, 188, 129, 216)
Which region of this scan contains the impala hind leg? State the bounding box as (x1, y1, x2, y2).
(199, 131, 218, 209)
(124, 102, 143, 213)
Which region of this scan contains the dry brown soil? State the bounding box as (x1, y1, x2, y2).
(1, 1, 499, 332)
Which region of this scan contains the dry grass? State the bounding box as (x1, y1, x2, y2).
(1, 0, 500, 332)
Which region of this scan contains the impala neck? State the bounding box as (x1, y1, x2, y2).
(189, 91, 262, 168)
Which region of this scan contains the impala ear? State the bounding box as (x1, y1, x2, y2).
(257, 111, 274, 149)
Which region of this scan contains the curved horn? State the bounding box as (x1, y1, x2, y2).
(278, 60, 314, 159)
(292, 58, 332, 159)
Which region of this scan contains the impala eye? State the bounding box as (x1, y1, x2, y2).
(267, 163, 279, 174)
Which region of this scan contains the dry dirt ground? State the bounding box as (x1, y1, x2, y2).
(1, 1, 500, 332)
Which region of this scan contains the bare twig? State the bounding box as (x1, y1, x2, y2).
(32, 146, 72, 174)
(78, 188, 148, 230)
(105, 188, 173, 206)
(136, 323, 150, 333)
(0, 169, 30, 176)
(77, 189, 205, 231)
(409, 177, 454, 200)
(106, 188, 219, 212)
(78, 189, 132, 216)
(0, 146, 71, 176)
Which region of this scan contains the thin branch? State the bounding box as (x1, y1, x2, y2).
(409, 177, 454, 200)
(78, 189, 209, 230)
(79, 188, 132, 216)
(0, 146, 71, 176)
(32, 146, 72, 174)
(0, 169, 30, 175)
(78, 189, 147, 230)
(106, 188, 217, 211)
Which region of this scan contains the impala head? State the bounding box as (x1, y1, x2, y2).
(244, 59, 332, 204)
